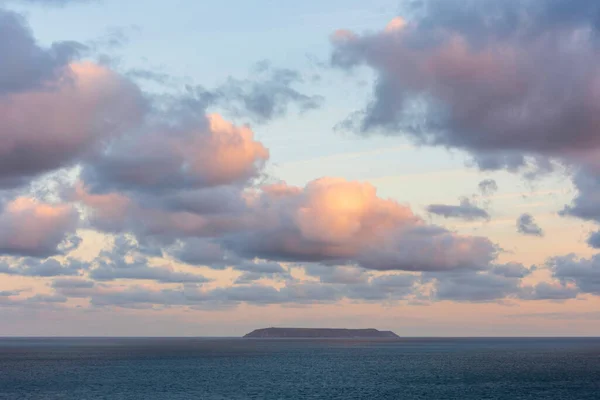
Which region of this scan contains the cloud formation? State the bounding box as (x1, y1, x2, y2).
(0, 257, 83, 277)
(194, 62, 324, 123)
(330, 0, 600, 171)
(427, 198, 490, 221)
(225, 178, 497, 271)
(0, 197, 79, 257)
(0, 61, 144, 186)
(0, 8, 82, 95)
(478, 179, 498, 196)
(89, 235, 210, 284)
(549, 254, 600, 296)
(517, 213, 544, 237)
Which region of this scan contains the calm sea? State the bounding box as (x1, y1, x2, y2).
(1, 337, 599, 399)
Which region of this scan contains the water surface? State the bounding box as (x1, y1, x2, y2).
(1, 337, 599, 399)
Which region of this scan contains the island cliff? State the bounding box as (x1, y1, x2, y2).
(243, 327, 400, 339)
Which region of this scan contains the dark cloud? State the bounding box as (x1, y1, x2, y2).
(330, 0, 600, 173)
(549, 254, 600, 296)
(517, 213, 544, 237)
(427, 198, 489, 221)
(478, 179, 498, 196)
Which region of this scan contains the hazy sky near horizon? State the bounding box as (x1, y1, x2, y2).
(1, 0, 600, 336)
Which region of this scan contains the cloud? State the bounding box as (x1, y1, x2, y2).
(330, 0, 600, 172)
(560, 170, 600, 223)
(304, 264, 370, 285)
(88, 235, 211, 284)
(0, 197, 79, 257)
(0, 8, 82, 95)
(86, 282, 343, 309)
(195, 62, 324, 123)
(0, 257, 83, 277)
(549, 254, 600, 296)
(428, 266, 527, 302)
(51, 278, 95, 289)
(427, 198, 490, 221)
(345, 273, 419, 301)
(587, 231, 600, 249)
(225, 178, 497, 272)
(516, 213, 544, 237)
(0, 61, 144, 186)
(519, 282, 579, 301)
(81, 113, 268, 194)
(478, 179, 498, 196)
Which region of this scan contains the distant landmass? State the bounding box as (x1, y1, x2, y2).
(243, 327, 400, 339)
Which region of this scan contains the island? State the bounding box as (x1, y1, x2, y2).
(243, 327, 400, 339)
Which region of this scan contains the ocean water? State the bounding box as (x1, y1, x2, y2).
(1, 338, 599, 399)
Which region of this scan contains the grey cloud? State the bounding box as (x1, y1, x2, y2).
(549, 254, 600, 296)
(169, 238, 241, 269)
(197, 62, 324, 124)
(126, 69, 171, 84)
(234, 272, 266, 284)
(0, 257, 83, 277)
(233, 262, 289, 284)
(427, 198, 490, 221)
(331, 0, 600, 173)
(304, 265, 370, 285)
(517, 213, 544, 237)
(430, 270, 522, 302)
(491, 263, 533, 278)
(236, 261, 286, 274)
(346, 273, 419, 301)
(89, 235, 210, 284)
(0, 292, 68, 309)
(88, 282, 342, 309)
(0, 290, 23, 296)
(90, 265, 210, 284)
(478, 179, 498, 196)
(519, 282, 579, 301)
(0, 8, 82, 95)
(51, 278, 95, 289)
(560, 171, 600, 223)
(587, 231, 600, 249)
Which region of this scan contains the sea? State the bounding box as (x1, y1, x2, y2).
(1, 337, 599, 399)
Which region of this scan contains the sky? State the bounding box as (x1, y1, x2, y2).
(1, 0, 600, 337)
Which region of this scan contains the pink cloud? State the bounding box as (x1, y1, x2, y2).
(0, 62, 144, 184)
(0, 197, 79, 257)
